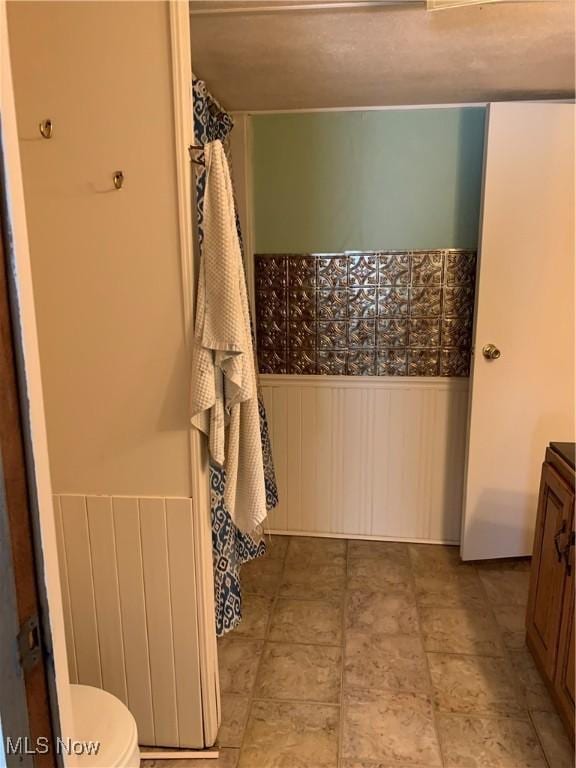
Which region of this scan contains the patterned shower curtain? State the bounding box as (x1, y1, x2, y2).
(192, 79, 279, 636)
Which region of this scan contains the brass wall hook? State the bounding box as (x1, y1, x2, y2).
(39, 119, 53, 139)
(113, 171, 124, 190)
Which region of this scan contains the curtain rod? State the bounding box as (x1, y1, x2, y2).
(190, 1, 425, 16)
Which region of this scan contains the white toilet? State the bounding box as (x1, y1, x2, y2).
(69, 684, 140, 768)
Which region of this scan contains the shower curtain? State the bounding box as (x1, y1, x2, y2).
(192, 78, 278, 636)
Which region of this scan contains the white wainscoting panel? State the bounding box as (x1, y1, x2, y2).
(54, 494, 206, 748)
(261, 375, 470, 543)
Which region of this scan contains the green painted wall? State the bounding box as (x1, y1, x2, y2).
(252, 108, 486, 253)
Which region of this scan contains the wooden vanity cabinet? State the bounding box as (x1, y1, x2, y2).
(555, 512, 575, 733)
(526, 443, 575, 740)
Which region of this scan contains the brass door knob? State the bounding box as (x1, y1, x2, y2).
(482, 344, 501, 360)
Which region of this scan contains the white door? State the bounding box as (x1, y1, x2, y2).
(461, 102, 575, 561)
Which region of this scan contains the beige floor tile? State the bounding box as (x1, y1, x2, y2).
(262, 534, 290, 560)
(348, 540, 409, 562)
(286, 535, 347, 564)
(530, 710, 574, 768)
(239, 700, 339, 768)
(345, 632, 429, 693)
(217, 637, 263, 695)
(437, 713, 547, 767)
(347, 557, 413, 593)
(230, 594, 272, 639)
(428, 653, 525, 718)
(342, 688, 442, 765)
(280, 559, 346, 601)
(477, 566, 531, 606)
(240, 556, 284, 596)
(346, 590, 419, 635)
(141, 748, 239, 767)
(408, 543, 468, 575)
(268, 598, 343, 645)
(212, 537, 546, 768)
(254, 641, 342, 702)
(509, 649, 555, 713)
(492, 604, 528, 650)
(341, 763, 431, 768)
(476, 558, 532, 573)
(419, 605, 504, 656)
(413, 568, 486, 608)
(218, 694, 250, 747)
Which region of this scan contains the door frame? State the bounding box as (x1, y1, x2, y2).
(1, 0, 74, 759)
(168, 1, 220, 745)
(0, 151, 58, 768)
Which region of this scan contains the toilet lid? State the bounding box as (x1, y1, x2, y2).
(69, 684, 138, 767)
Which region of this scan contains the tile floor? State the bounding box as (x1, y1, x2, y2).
(142, 536, 574, 768)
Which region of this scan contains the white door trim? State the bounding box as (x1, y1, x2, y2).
(169, 1, 195, 343)
(168, 1, 220, 748)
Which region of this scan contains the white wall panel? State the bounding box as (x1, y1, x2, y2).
(165, 498, 205, 747)
(56, 494, 207, 748)
(86, 496, 127, 704)
(59, 495, 102, 688)
(52, 496, 78, 683)
(262, 375, 469, 543)
(111, 497, 155, 744)
(139, 498, 179, 747)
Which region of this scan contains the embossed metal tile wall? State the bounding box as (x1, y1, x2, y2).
(255, 250, 476, 376)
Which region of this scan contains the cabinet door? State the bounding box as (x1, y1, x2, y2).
(554, 510, 575, 738)
(526, 463, 574, 679)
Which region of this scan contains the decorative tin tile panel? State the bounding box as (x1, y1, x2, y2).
(259, 349, 287, 374)
(318, 321, 347, 349)
(408, 349, 440, 377)
(288, 288, 316, 320)
(409, 318, 441, 348)
(348, 350, 376, 376)
(440, 348, 471, 377)
(289, 349, 317, 375)
(378, 252, 410, 286)
(288, 256, 316, 288)
(256, 288, 287, 321)
(255, 255, 287, 290)
(255, 250, 476, 377)
(349, 287, 377, 318)
(411, 252, 443, 286)
(445, 250, 476, 286)
(317, 256, 348, 288)
(317, 290, 348, 320)
(441, 317, 472, 348)
(258, 318, 287, 350)
(378, 286, 409, 317)
(410, 286, 442, 317)
(377, 318, 408, 348)
(348, 319, 376, 348)
(288, 319, 317, 350)
(444, 286, 475, 318)
(318, 350, 347, 375)
(348, 253, 378, 286)
(377, 349, 408, 376)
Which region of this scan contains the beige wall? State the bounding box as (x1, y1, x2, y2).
(7, 1, 191, 497)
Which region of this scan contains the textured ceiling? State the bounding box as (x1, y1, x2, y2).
(189, 1, 575, 110)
